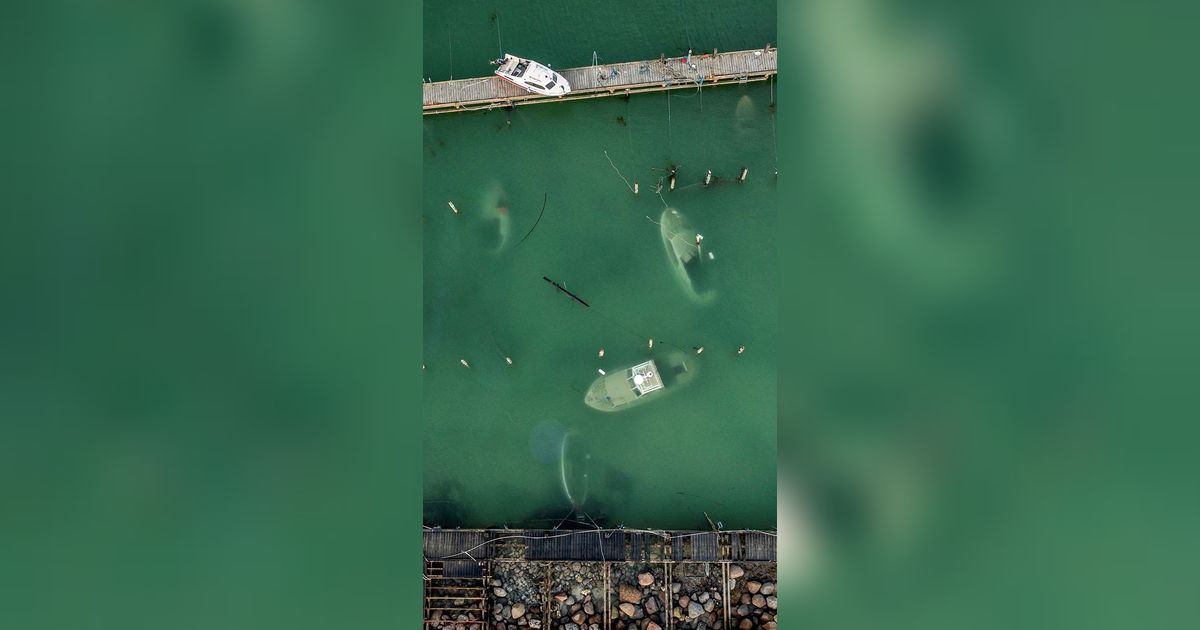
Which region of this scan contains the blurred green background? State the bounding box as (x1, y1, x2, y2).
(0, 1, 421, 628)
(778, 0, 1200, 628)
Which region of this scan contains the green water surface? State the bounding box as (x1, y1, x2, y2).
(423, 0, 777, 530)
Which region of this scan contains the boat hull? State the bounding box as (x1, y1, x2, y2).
(584, 350, 696, 412)
(659, 208, 717, 304)
(494, 54, 571, 96)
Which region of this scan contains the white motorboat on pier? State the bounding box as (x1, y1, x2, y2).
(493, 54, 571, 96)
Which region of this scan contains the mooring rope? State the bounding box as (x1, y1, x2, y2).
(770, 75, 778, 174)
(666, 89, 673, 154)
(494, 11, 503, 56)
(678, 0, 694, 51)
(603, 150, 636, 193)
(431, 528, 776, 560)
(511, 193, 547, 249)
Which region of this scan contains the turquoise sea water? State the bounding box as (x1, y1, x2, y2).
(423, 0, 777, 529)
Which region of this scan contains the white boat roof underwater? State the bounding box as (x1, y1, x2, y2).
(493, 54, 571, 96)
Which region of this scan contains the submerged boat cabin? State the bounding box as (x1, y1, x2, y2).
(584, 352, 696, 412)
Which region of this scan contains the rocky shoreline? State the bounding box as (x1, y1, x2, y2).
(610, 564, 668, 630)
(546, 561, 603, 629)
(727, 563, 777, 630)
(669, 564, 725, 630)
(490, 562, 547, 630)
(429, 561, 777, 630)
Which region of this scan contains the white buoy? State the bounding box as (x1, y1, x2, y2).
(648, 338, 654, 350)
(505, 357, 513, 365)
(448, 201, 459, 215)
(460, 359, 470, 368)
(695, 346, 705, 354)
(669, 174, 676, 191)
(598, 348, 605, 358)
(738, 167, 748, 182)
(738, 345, 745, 355)
(598, 368, 606, 375)
(704, 170, 713, 186)
(633, 181, 639, 194)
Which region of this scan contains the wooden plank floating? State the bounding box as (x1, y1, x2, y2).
(423, 47, 777, 115)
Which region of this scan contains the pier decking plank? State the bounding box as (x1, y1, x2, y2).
(424, 48, 776, 115)
(424, 529, 492, 560)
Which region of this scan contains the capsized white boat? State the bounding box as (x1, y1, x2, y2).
(493, 54, 571, 96)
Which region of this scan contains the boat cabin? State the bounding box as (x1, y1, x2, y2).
(629, 360, 663, 396)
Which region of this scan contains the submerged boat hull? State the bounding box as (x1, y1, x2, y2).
(584, 350, 696, 412)
(659, 208, 717, 304)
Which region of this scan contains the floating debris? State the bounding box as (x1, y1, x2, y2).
(448, 200, 459, 215)
(738, 167, 749, 182)
(633, 181, 639, 194)
(460, 358, 470, 368)
(598, 348, 605, 358)
(738, 345, 746, 355)
(694, 346, 705, 354)
(648, 338, 654, 350)
(597, 368, 606, 375)
(505, 356, 513, 365)
(704, 169, 713, 186)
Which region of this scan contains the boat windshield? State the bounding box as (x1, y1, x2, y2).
(545, 80, 556, 89)
(510, 61, 529, 77)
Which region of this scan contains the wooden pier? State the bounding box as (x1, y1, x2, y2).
(423, 528, 777, 629)
(423, 47, 777, 115)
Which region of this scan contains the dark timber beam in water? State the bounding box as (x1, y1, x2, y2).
(543, 276, 590, 308)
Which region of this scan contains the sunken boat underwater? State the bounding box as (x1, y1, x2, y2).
(493, 54, 571, 96)
(584, 350, 696, 412)
(660, 208, 717, 304)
